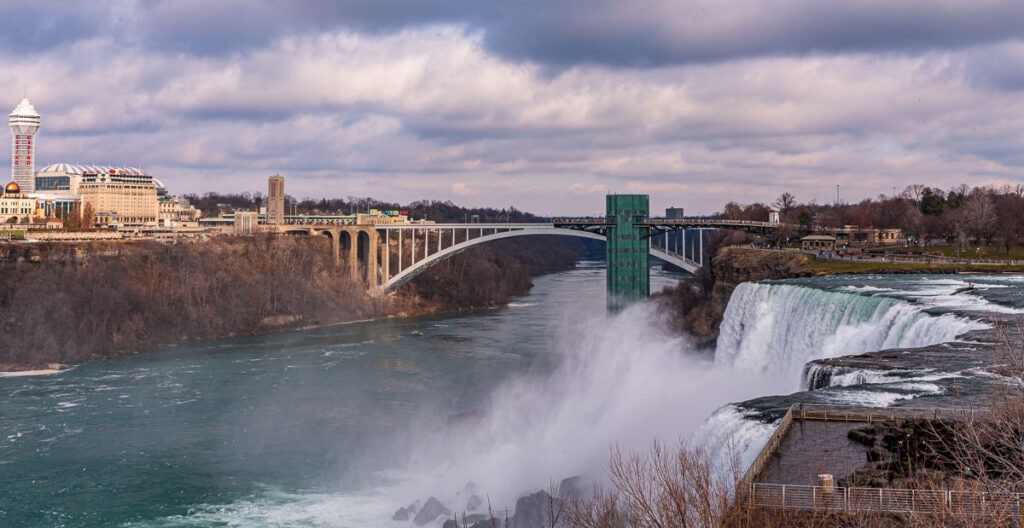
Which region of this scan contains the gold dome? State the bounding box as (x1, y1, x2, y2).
(3, 181, 19, 194)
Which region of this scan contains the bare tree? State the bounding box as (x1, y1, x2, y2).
(994, 193, 1024, 255)
(902, 184, 926, 204)
(774, 193, 797, 216)
(960, 189, 997, 245)
(565, 440, 732, 528)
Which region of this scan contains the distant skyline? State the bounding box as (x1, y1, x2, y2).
(3, 2, 1024, 216)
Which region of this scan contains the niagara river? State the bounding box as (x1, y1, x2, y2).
(1, 263, 1020, 527)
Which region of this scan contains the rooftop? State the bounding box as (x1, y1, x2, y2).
(10, 98, 39, 118)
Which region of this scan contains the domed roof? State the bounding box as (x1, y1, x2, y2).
(4, 181, 20, 194)
(10, 98, 38, 118)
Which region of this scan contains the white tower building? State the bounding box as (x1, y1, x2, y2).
(9, 98, 40, 192)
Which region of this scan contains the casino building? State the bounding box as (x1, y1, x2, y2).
(5, 98, 180, 228)
(33, 163, 166, 227)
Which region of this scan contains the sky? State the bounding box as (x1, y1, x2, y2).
(3, 1, 1024, 216)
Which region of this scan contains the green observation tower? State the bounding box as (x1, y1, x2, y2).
(606, 194, 650, 311)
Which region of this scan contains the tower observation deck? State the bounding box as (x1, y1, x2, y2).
(9, 98, 40, 192)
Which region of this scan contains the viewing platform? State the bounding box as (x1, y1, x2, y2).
(738, 404, 1019, 519)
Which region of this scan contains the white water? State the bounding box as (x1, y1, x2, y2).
(715, 282, 985, 388)
(895, 277, 1024, 314)
(386, 282, 985, 523)
(392, 302, 789, 517)
(802, 364, 963, 391)
(146, 278, 990, 526)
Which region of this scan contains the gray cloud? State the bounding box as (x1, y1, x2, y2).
(16, 2, 1024, 67)
(0, 2, 102, 52)
(963, 42, 1024, 92)
(151, 1, 1024, 67)
(1, 4, 1024, 215)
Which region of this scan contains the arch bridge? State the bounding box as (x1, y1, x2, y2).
(275, 195, 782, 309)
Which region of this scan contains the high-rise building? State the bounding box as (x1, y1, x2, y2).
(267, 174, 284, 225)
(9, 98, 40, 192)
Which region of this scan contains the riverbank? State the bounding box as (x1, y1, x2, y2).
(0, 236, 585, 372)
(804, 254, 1024, 274)
(0, 363, 72, 376)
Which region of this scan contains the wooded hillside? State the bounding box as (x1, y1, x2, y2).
(0, 235, 586, 368)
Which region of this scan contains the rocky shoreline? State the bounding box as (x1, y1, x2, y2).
(0, 362, 72, 376)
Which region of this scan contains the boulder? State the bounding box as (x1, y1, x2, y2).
(509, 490, 554, 528)
(557, 476, 591, 500)
(466, 494, 483, 511)
(391, 507, 410, 522)
(442, 520, 459, 528)
(414, 497, 451, 526)
(847, 428, 875, 447)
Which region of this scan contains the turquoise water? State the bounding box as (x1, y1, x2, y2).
(1, 262, 684, 526)
(0, 266, 1013, 527)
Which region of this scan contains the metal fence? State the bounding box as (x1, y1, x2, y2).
(735, 404, 980, 493)
(794, 403, 976, 423)
(752, 483, 1024, 518)
(737, 406, 795, 489)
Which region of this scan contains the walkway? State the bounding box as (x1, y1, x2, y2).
(759, 420, 869, 486)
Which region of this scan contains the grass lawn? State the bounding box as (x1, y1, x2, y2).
(805, 256, 1024, 274)
(877, 244, 1024, 260)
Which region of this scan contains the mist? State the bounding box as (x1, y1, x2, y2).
(394, 301, 789, 511)
(165, 276, 987, 526)
(391, 281, 986, 514)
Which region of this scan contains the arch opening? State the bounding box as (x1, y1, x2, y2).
(379, 227, 700, 293)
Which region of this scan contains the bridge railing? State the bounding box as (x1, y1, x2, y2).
(552, 218, 786, 229)
(642, 219, 781, 228)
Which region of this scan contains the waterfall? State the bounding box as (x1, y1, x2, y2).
(715, 282, 984, 390)
(801, 363, 909, 390)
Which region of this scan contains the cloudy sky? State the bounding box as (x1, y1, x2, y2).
(3, 1, 1024, 215)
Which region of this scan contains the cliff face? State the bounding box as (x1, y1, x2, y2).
(0, 236, 586, 369)
(655, 248, 809, 348)
(710, 248, 810, 295)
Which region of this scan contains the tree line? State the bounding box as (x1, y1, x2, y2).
(182, 192, 543, 223)
(720, 184, 1024, 252)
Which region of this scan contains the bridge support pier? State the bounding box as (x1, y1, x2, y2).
(329, 229, 340, 265)
(606, 194, 650, 311)
(382, 230, 390, 284)
(346, 231, 359, 284)
(366, 229, 379, 288)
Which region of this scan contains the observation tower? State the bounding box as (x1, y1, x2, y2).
(9, 98, 40, 192)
